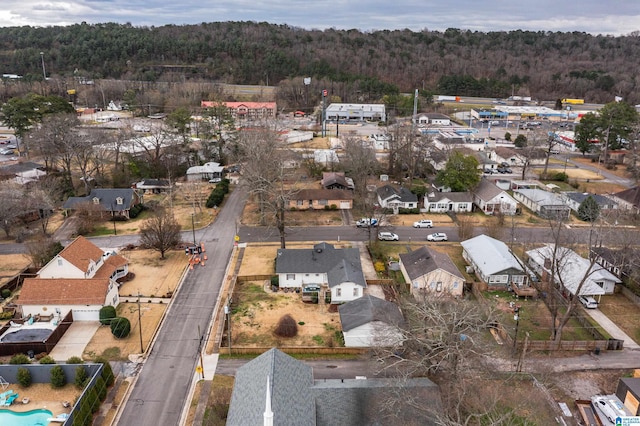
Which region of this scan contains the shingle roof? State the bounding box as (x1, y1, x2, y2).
(276, 243, 366, 288)
(564, 192, 617, 208)
(399, 246, 463, 282)
(376, 185, 418, 203)
(473, 179, 503, 201)
(93, 253, 129, 279)
(58, 236, 107, 272)
(427, 191, 472, 203)
(321, 172, 349, 188)
(226, 348, 315, 426)
(19, 278, 110, 305)
(338, 295, 404, 332)
(614, 186, 640, 207)
(62, 188, 136, 211)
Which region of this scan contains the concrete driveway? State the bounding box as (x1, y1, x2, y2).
(49, 321, 100, 361)
(583, 308, 640, 350)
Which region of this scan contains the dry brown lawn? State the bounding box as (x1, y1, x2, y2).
(83, 302, 167, 360)
(598, 293, 640, 344)
(117, 248, 188, 297)
(288, 137, 331, 149)
(231, 280, 341, 347)
(241, 201, 344, 226)
(1, 382, 81, 418)
(0, 254, 31, 281)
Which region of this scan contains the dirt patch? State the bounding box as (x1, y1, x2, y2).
(83, 303, 167, 360)
(231, 281, 341, 347)
(118, 248, 188, 298)
(1, 382, 81, 418)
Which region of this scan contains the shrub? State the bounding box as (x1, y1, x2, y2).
(1, 288, 11, 299)
(75, 365, 89, 389)
(9, 354, 31, 364)
(398, 208, 420, 214)
(95, 357, 115, 387)
(50, 365, 66, 388)
(67, 356, 84, 364)
(95, 376, 107, 401)
(553, 172, 568, 182)
(17, 367, 32, 387)
(39, 356, 56, 364)
(99, 306, 117, 325)
(270, 276, 279, 288)
(110, 317, 131, 338)
(87, 387, 100, 413)
(273, 314, 298, 338)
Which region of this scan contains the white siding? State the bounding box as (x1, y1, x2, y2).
(331, 282, 364, 303)
(408, 269, 463, 297)
(278, 272, 326, 289)
(39, 256, 85, 279)
(343, 321, 403, 347)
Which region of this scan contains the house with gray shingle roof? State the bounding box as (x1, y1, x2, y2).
(227, 348, 442, 426)
(275, 242, 366, 304)
(376, 185, 418, 211)
(472, 179, 518, 215)
(338, 295, 404, 347)
(561, 191, 617, 213)
(399, 246, 465, 297)
(611, 186, 640, 213)
(423, 191, 473, 213)
(63, 188, 141, 219)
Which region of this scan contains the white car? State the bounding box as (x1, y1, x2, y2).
(412, 219, 433, 228)
(591, 396, 625, 424)
(427, 233, 448, 242)
(0, 148, 14, 155)
(579, 295, 598, 309)
(208, 178, 222, 183)
(378, 232, 399, 241)
(356, 218, 378, 228)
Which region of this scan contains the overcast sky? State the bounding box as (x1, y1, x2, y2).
(1, 1, 639, 35)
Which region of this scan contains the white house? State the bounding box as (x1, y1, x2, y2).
(19, 236, 129, 321)
(416, 113, 451, 126)
(325, 103, 386, 122)
(338, 295, 404, 347)
(424, 191, 473, 213)
(376, 185, 419, 210)
(461, 234, 528, 289)
(275, 242, 366, 304)
(526, 244, 621, 299)
(367, 134, 391, 150)
(472, 179, 518, 215)
(186, 161, 224, 182)
(399, 246, 465, 297)
(513, 188, 571, 219)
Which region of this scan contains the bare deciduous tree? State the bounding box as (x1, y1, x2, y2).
(139, 208, 182, 259)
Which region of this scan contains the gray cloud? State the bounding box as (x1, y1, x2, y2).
(0, 0, 639, 35)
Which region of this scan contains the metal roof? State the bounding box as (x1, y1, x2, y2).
(461, 234, 524, 276)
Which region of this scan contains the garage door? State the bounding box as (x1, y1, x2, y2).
(72, 308, 99, 321)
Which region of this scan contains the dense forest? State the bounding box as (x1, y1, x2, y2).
(1, 21, 640, 105)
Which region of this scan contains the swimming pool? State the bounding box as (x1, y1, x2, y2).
(0, 408, 53, 425)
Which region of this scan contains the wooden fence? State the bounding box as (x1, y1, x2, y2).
(237, 275, 273, 282)
(219, 346, 368, 356)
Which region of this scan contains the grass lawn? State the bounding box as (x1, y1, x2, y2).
(599, 293, 640, 344)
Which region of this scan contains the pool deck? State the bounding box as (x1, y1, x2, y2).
(0, 321, 57, 342)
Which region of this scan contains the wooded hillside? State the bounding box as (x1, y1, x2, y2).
(2, 22, 640, 104)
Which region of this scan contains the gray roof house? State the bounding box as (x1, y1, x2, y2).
(399, 246, 465, 297)
(513, 188, 571, 219)
(461, 234, 528, 289)
(424, 191, 473, 213)
(227, 348, 442, 426)
(134, 178, 172, 193)
(561, 192, 617, 212)
(376, 185, 418, 210)
(275, 242, 366, 304)
(338, 295, 404, 347)
(63, 188, 141, 219)
(186, 161, 224, 181)
(472, 179, 518, 215)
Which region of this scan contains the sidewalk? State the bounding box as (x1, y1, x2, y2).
(583, 308, 640, 349)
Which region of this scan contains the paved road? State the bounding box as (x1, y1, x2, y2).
(116, 187, 246, 426)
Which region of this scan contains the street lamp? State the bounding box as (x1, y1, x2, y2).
(39, 52, 46, 80)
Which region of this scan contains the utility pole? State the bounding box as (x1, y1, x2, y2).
(224, 298, 232, 352)
(197, 325, 205, 379)
(321, 89, 327, 137)
(40, 52, 47, 80)
(191, 213, 196, 246)
(137, 290, 143, 353)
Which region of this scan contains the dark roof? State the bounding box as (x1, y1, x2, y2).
(399, 246, 464, 282)
(338, 295, 404, 332)
(614, 186, 640, 207)
(276, 242, 366, 288)
(291, 188, 354, 201)
(312, 377, 441, 426)
(63, 188, 136, 211)
(376, 185, 418, 203)
(0, 161, 44, 175)
(564, 192, 617, 208)
(137, 178, 171, 188)
(227, 348, 315, 426)
(321, 172, 351, 189)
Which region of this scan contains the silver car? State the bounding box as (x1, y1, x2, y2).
(427, 233, 448, 242)
(378, 232, 399, 241)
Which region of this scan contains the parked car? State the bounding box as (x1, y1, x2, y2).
(591, 396, 623, 424)
(378, 232, 399, 241)
(483, 168, 496, 174)
(412, 219, 433, 228)
(0, 148, 14, 155)
(490, 121, 500, 125)
(5, 144, 17, 149)
(208, 177, 222, 183)
(497, 166, 512, 174)
(427, 232, 448, 242)
(356, 218, 378, 228)
(578, 295, 598, 309)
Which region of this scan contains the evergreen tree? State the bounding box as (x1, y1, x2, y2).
(577, 195, 600, 221)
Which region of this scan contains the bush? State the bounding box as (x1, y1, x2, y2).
(110, 317, 131, 338)
(50, 365, 66, 388)
(553, 172, 568, 182)
(9, 354, 31, 364)
(99, 306, 117, 325)
(273, 314, 298, 338)
(39, 356, 56, 364)
(75, 365, 89, 389)
(95, 376, 107, 401)
(95, 357, 115, 387)
(17, 367, 32, 387)
(1, 288, 11, 299)
(398, 208, 420, 214)
(270, 276, 279, 288)
(67, 356, 84, 364)
(128, 204, 146, 218)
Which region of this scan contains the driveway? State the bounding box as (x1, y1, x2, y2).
(49, 321, 100, 361)
(582, 308, 640, 350)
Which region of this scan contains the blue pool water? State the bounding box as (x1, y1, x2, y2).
(0, 408, 53, 425)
